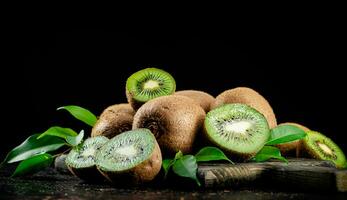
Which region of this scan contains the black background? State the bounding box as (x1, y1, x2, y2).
(2, 15, 346, 159)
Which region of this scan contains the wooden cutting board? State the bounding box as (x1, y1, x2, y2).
(197, 158, 347, 192)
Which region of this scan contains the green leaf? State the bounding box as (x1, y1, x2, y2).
(162, 151, 184, 179)
(66, 130, 84, 146)
(195, 146, 234, 164)
(57, 105, 97, 127)
(172, 155, 201, 186)
(12, 153, 53, 177)
(37, 126, 77, 140)
(1, 134, 65, 165)
(266, 125, 307, 145)
(254, 146, 288, 163)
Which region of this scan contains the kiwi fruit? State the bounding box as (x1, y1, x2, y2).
(91, 103, 135, 138)
(95, 128, 162, 184)
(204, 103, 270, 160)
(212, 87, 277, 128)
(133, 95, 206, 155)
(301, 131, 347, 168)
(65, 136, 109, 181)
(275, 122, 310, 157)
(175, 90, 215, 112)
(126, 68, 176, 110)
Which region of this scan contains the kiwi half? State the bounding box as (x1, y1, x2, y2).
(65, 136, 109, 181)
(175, 90, 215, 112)
(96, 128, 162, 184)
(275, 122, 310, 157)
(132, 95, 206, 155)
(302, 131, 346, 168)
(212, 87, 277, 128)
(91, 103, 135, 138)
(204, 103, 270, 160)
(126, 68, 176, 110)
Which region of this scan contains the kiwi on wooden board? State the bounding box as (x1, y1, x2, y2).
(204, 103, 270, 161)
(91, 104, 135, 138)
(95, 129, 162, 185)
(132, 95, 206, 156)
(126, 68, 176, 110)
(212, 87, 277, 128)
(175, 90, 215, 112)
(301, 131, 347, 168)
(275, 122, 310, 157)
(65, 136, 109, 181)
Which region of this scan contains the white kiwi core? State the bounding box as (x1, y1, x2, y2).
(144, 80, 159, 89)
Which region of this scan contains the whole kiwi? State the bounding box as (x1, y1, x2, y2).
(212, 87, 277, 128)
(175, 90, 215, 112)
(132, 95, 206, 156)
(91, 103, 135, 138)
(275, 122, 310, 157)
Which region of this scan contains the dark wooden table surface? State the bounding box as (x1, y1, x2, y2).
(1, 163, 346, 199)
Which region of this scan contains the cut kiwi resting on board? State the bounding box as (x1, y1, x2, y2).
(65, 136, 109, 181)
(175, 90, 215, 112)
(212, 87, 277, 128)
(133, 95, 206, 155)
(302, 131, 346, 168)
(96, 128, 162, 184)
(91, 103, 135, 138)
(126, 68, 176, 110)
(275, 122, 310, 157)
(204, 103, 270, 160)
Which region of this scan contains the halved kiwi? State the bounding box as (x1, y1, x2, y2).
(302, 131, 346, 168)
(212, 87, 277, 128)
(126, 68, 176, 110)
(91, 103, 135, 138)
(275, 122, 310, 157)
(65, 136, 109, 181)
(204, 103, 270, 160)
(132, 95, 206, 155)
(96, 128, 162, 184)
(175, 90, 215, 112)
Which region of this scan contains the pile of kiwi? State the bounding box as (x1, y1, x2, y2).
(65, 67, 347, 185)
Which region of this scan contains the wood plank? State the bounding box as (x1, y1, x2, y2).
(197, 158, 347, 192)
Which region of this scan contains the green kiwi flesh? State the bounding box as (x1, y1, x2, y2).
(126, 68, 176, 110)
(65, 136, 109, 181)
(204, 103, 270, 160)
(96, 128, 162, 184)
(91, 103, 135, 138)
(303, 131, 346, 168)
(212, 87, 277, 128)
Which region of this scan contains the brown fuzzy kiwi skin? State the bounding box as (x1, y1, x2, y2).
(67, 165, 105, 182)
(275, 122, 310, 157)
(174, 90, 215, 112)
(126, 90, 146, 110)
(212, 87, 277, 128)
(91, 104, 135, 138)
(97, 140, 162, 185)
(133, 95, 206, 156)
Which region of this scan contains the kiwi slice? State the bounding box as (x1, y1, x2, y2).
(65, 136, 109, 181)
(204, 103, 270, 160)
(275, 122, 310, 157)
(91, 103, 135, 138)
(126, 68, 176, 110)
(96, 128, 162, 184)
(302, 131, 346, 168)
(212, 87, 277, 128)
(133, 95, 206, 155)
(175, 90, 215, 112)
